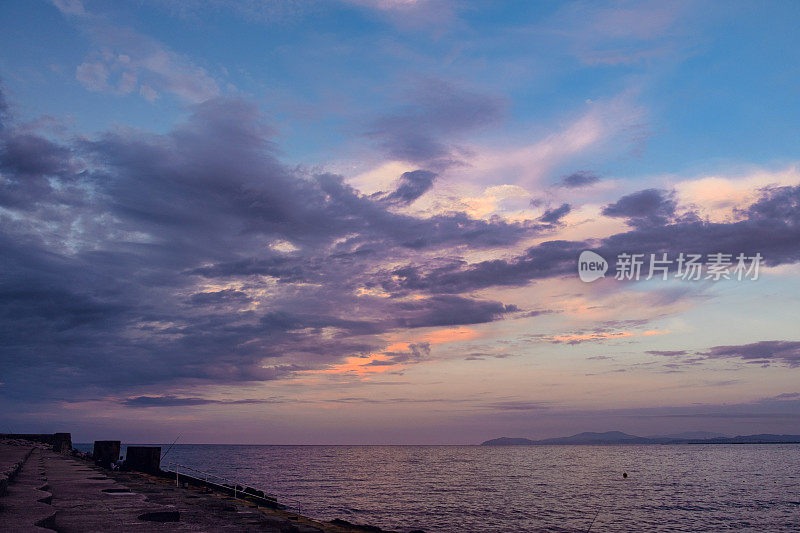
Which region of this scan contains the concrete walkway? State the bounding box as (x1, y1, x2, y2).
(0, 445, 55, 532)
(1, 442, 337, 532)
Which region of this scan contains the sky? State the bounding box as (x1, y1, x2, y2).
(1, 0, 800, 444)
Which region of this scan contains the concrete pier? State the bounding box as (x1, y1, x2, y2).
(0, 440, 399, 532)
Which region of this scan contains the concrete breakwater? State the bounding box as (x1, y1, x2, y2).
(0, 434, 424, 533)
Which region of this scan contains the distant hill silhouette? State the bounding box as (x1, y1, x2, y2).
(481, 431, 800, 446)
(645, 431, 728, 440)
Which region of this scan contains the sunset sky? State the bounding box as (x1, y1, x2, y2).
(1, 0, 800, 444)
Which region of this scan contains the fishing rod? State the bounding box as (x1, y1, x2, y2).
(160, 433, 182, 462)
(586, 508, 601, 532)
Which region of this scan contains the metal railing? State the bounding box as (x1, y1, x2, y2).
(165, 461, 301, 514)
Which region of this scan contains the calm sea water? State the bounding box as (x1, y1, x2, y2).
(77, 443, 800, 532)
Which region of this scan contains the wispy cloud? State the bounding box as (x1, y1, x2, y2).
(51, 1, 221, 102)
(121, 395, 285, 407)
(545, 0, 692, 66)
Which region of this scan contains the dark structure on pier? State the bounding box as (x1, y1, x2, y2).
(93, 440, 121, 469)
(124, 446, 161, 474)
(0, 433, 72, 454)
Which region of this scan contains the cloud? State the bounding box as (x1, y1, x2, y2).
(646, 350, 688, 356)
(386, 240, 583, 294)
(0, 89, 534, 401)
(539, 203, 571, 224)
(540, 327, 667, 345)
(452, 93, 646, 188)
(366, 79, 504, 169)
(189, 289, 252, 306)
(381, 169, 437, 205)
(50, 0, 85, 16)
(702, 341, 800, 368)
(547, 1, 692, 66)
(558, 171, 601, 188)
(602, 188, 678, 227)
(646, 341, 800, 369)
(386, 182, 800, 294)
(74, 27, 221, 102)
(772, 392, 800, 400)
(393, 296, 516, 328)
(137, 0, 313, 24)
(372, 342, 431, 366)
(54, 4, 221, 103)
(485, 401, 549, 411)
(345, 0, 439, 12)
(121, 395, 283, 407)
(0, 133, 75, 209)
(341, 0, 457, 30)
(674, 168, 800, 222)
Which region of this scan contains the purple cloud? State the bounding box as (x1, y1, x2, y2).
(0, 89, 531, 402)
(381, 169, 437, 205)
(558, 171, 600, 188)
(366, 79, 504, 169)
(602, 188, 678, 227)
(702, 341, 800, 367)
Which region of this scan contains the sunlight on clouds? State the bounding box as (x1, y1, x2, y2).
(306, 327, 480, 378)
(356, 286, 392, 298)
(269, 239, 299, 253)
(544, 329, 669, 344)
(461, 111, 604, 186)
(674, 166, 800, 222)
(348, 160, 418, 195)
(460, 184, 532, 218)
(534, 202, 630, 243)
(417, 326, 479, 345)
(451, 95, 645, 188)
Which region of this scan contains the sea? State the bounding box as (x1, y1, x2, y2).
(75, 443, 800, 532)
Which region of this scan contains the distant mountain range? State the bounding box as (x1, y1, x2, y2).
(481, 431, 800, 446)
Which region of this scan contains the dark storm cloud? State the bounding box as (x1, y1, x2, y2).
(1, 133, 73, 177)
(0, 90, 530, 402)
(382, 169, 437, 205)
(558, 171, 600, 188)
(366, 79, 504, 169)
(0, 132, 81, 209)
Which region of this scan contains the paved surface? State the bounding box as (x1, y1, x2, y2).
(0, 442, 385, 532)
(0, 444, 54, 532)
(0, 443, 32, 478)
